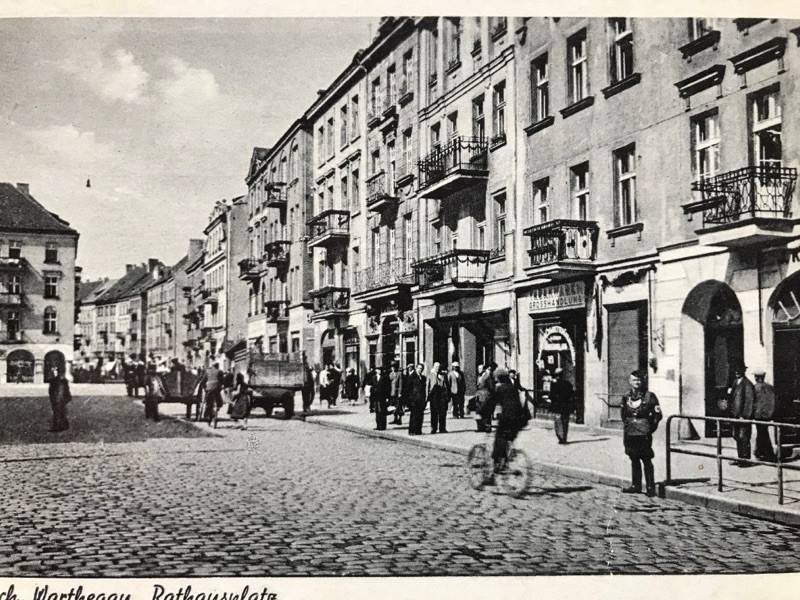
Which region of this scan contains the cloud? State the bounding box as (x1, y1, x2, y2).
(156, 57, 219, 105)
(27, 124, 114, 162)
(61, 48, 149, 104)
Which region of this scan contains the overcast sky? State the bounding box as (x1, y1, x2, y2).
(0, 18, 376, 279)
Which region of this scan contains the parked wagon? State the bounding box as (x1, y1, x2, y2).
(246, 351, 305, 419)
(145, 370, 202, 420)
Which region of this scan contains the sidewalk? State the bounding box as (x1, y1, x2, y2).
(304, 402, 800, 526)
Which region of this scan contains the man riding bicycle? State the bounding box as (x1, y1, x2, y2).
(479, 367, 530, 482)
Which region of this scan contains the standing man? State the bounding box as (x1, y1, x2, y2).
(621, 370, 662, 497)
(550, 368, 574, 444)
(729, 360, 755, 466)
(428, 368, 449, 434)
(48, 365, 71, 432)
(318, 364, 331, 408)
(373, 366, 390, 431)
(330, 362, 342, 407)
(389, 363, 404, 424)
(753, 368, 777, 462)
(301, 357, 315, 413)
(407, 363, 427, 436)
(198, 362, 223, 424)
(448, 362, 466, 419)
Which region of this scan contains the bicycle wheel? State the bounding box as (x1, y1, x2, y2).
(466, 443, 492, 490)
(500, 448, 531, 498)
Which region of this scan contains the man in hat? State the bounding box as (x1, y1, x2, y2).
(729, 360, 755, 466)
(621, 369, 662, 496)
(550, 368, 574, 444)
(752, 368, 777, 462)
(448, 361, 466, 419)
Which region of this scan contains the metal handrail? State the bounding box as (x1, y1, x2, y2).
(665, 413, 800, 504)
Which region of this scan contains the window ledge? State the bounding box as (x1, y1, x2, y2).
(489, 252, 506, 264)
(398, 91, 414, 106)
(445, 59, 462, 75)
(678, 30, 721, 61)
(601, 73, 642, 99)
(491, 27, 507, 42)
(395, 173, 415, 188)
(43, 260, 61, 265)
(524, 115, 555, 136)
(489, 134, 507, 151)
(606, 222, 644, 244)
(559, 96, 595, 119)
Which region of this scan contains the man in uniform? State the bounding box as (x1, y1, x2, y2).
(621, 370, 662, 497)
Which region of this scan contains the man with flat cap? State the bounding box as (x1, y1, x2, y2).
(729, 359, 755, 466)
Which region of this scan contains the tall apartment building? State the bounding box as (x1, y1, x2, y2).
(297, 16, 800, 432)
(196, 197, 249, 366)
(0, 183, 79, 382)
(242, 121, 314, 356)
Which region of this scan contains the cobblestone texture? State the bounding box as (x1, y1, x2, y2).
(2, 396, 800, 576)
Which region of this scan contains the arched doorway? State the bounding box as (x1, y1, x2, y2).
(44, 350, 66, 382)
(681, 281, 744, 437)
(7, 349, 34, 383)
(770, 273, 800, 421)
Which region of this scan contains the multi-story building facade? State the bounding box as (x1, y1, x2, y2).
(197, 197, 249, 366)
(242, 122, 314, 357)
(182, 252, 205, 367)
(0, 183, 80, 382)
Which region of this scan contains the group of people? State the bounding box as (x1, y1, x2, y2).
(194, 362, 252, 429)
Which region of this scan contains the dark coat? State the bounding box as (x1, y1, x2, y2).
(731, 376, 756, 419)
(621, 391, 662, 438)
(550, 379, 574, 413)
(482, 380, 526, 428)
(373, 372, 391, 402)
(406, 372, 427, 407)
(343, 373, 360, 399)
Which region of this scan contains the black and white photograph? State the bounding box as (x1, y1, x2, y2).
(2, 1, 800, 593)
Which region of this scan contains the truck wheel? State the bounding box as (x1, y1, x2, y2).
(263, 405, 274, 417)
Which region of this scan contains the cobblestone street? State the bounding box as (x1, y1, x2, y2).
(2, 393, 800, 577)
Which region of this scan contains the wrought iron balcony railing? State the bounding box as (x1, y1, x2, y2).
(366, 171, 398, 210)
(307, 209, 350, 245)
(265, 182, 287, 208)
(689, 166, 798, 226)
(412, 249, 490, 291)
(309, 286, 351, 314)
(417, 136, 489, 192)
(264, 240, 291, 267)
(352, 258, 414, 295)
(238, 257, 261, 280)
(523, 219, 600, 267)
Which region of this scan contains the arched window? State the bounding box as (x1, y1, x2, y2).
(43, 306, 57, 334)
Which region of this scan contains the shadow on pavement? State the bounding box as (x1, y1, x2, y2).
(524, 484, 594, 497)
(565, 437, 612, 445)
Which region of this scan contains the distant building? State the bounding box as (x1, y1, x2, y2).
(0, 182, 79, 383)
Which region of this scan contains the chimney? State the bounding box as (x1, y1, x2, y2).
(188, 239, 204, 261)
(148, 258, 159, 273)
(125, 264, 135, 273)
(16, 183, 29, 195)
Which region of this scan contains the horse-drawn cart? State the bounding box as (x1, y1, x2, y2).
(145, 370, 202, 420)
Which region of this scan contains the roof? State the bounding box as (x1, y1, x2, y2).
(0, 183, 79, 236)
(78, 279, 108, 303)
(97, 265, 156, 304)
(80, 278, 118, 305)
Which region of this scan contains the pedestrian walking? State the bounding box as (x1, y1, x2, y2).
(389, 363, 404, 424)
(753, 368, 777, 462)
(550, 368, 574, 444)
(373, 366, 390, 431)
(729, 360, 755, 466)
(302, 359, 315, 413)
(48, 366, 71, 432)
(343, 367, 360, 406)
(428, 369, 449, 434)
(198, 362, 223, 425)
(229, 372, 252, 430)
(318, 364, 331, 407)
(330, 363, 342, 407)
(407, 363, 427, 435)
(475, 362, 496, 432)
(621, 370, 662, 497)
(398, 364, 414, 425)
(363, 366, 377, 412)
(448, 362, 466, 419)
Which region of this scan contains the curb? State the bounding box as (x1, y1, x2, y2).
(307, 415, 800, 527)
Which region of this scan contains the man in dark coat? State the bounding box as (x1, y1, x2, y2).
(198, 362, 223, 424)
(752, 368, 777, 462)
(480, 368, 528, 474)
(448, 362, 466, 419)
(48, 366, 71, 432)
(621, 370, 662, 496)
(730, 361, 755, 465)
(373, 366, 391, 431)
(428, 369, 449, 434)
(302, 358, 315, 412)
(550, 368, 574, 444)
(407, 363, 427, 436)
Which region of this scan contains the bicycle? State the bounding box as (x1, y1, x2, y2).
(466, 431, 531, 498)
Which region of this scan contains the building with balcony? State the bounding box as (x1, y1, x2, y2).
(243, 120, 314, 358)
(182, 252, 205, 368)
(510, 17, 800, 430)
(0, 183, 79, 383)
(198, 196, 249, 367)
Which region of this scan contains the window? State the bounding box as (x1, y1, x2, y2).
(431, 123, 441, 152)
(531, 54, 549, 123)
(609, 18, 634, 83)
(291, 335, 300, 353)
(387, 65, 397, 105)
(691, 110, 720, 181)
(472, 95, 485, 139)
(388, 224, 396, 264)
(341, 174, 349, 211)
(340, 105, 348, 147)
(387, 142, 396, 192)
(341, 252, 349, 288)
(45, 242, 58, 263)
(431, 220, 442, 255)
(689, 17, 718, 40)
(43, 307, 57, 334)
(446, 17, 462, 67)
(447, 111, 458, 139)
(428, 27, 438, 84)
(533, 178, 549, 224)
(494, 193, 506, 254)
(7, 311, 20, 340)
(351, 95, 360, 139)
(370, 78, 381, 117)
(475, 220, 486, 249)
(351, 166, 360, 206)
(289, 208, 295, 240)
(567, 29, 588, 104)
(750, 86, 782, 170)
(492, 81, 506, 139)
(404, 213, 413, 273)
(326, 117, 334, 157)
(44, 274, 59, 299)
(370, 149, 381, 176)
(614, 144, 637, 226)
(317, 126, 324, 163)
(8, 241, 21, 259)
(289, 146, 298, 180)
(402, 51, 413, 95)
(401, 128, 413, 179)
(280, 156, 287, 182)
(371, 228, 380, 267)
(8, 274, 20, 294)
(490, 17, 507, 39)
(570, 162, 590, 220)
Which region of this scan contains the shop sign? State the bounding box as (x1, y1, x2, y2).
(528, 281, 586, 314)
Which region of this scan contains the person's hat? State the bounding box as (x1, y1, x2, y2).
(752, 367, 766, 377)
(731, 359, 747, 371)
(452, 361, 459, 368)
(495, 367, 509, 378)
